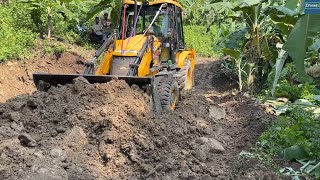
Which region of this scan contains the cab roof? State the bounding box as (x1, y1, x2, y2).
(123, 0, 183, 9)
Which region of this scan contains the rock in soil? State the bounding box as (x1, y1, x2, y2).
(50, 148, 67, 162)
(27, 162, 68, 180)
(8, 112, 21, 122)
(209, 105, 226, 121)
(197, 137, 225, 153)
(18, 133, 37, 147)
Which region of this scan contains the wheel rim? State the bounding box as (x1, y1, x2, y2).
(170, 88, 178, 110)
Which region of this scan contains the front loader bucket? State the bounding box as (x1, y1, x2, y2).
(33, 73, 152, 91)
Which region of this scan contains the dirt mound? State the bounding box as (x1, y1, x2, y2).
(0, 49, 94, 103)
(0, 77, 218, 180)
(0, 58, 288, 180)
(0, 78, 148, 179)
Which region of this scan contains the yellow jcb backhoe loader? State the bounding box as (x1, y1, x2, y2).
(33, 0, 196, 112)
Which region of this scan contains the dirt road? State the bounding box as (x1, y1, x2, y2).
(0, 57, 280, 179)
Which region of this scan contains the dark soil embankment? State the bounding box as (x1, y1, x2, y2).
(0, 47, 93, 103)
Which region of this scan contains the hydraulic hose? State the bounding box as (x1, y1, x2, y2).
(134, 0, 137, 28)
(121, 5, 127, 55)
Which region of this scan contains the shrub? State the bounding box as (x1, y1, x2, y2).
(274, 81, 320, 102)
(259, 108, 320, 159)
(0, 4, 36, 62)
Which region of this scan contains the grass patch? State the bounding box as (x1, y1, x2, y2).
(184, 25, 220, 57)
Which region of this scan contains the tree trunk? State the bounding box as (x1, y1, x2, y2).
(237, 59, 243, 91)
(257, 57, 263, 85)
(47, 15, 52, 38)
(247, 40, 255, 94)
(47, 8, 52, 39)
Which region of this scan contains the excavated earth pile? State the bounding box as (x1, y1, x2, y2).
(0, 59, 283, 180)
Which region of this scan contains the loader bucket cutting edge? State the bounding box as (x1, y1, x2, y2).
(33, 73, 152, 91)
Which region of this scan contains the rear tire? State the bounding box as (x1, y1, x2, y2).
(177, 60, 193, 90)
(157, 77, 179, 111)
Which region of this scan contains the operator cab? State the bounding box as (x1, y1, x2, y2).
(118, 3, 186, 62)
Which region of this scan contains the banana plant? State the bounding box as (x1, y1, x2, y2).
(226, 0, 281, 92)
(221, 48, 245, 91)
(179, 0, 234, 28)
(283, 14, 320, 82)
(270, 1, 320, 94)
(86, 0, 122, 27)
(19, 0, 85, 38)
(219, 0, 320, 94)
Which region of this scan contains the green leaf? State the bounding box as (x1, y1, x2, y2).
(235, 0, 262, 8)
(271, 49, 288, 96)
(285, 0, 299, 10)
(268, 6, 299, 26)
(56, 3, 75, 20)
(271, 6, 298, 16)
(280, 145, 309, 161)
(221, 48, 241, 59)
(225, 28, 248, 49)
(308, 39, 320, 51)
(207, 2, 235, 11)
(274, 22, 293, 35)
(283, 15, 320, 82)
(86, 0, 120, 20)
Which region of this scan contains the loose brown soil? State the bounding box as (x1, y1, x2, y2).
(0, 43, 94, 103)
(0, 56, 288, 179)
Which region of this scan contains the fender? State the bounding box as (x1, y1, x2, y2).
(176, 49, 196, 69)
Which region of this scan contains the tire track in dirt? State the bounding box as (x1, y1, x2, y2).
(180, 58, 284, 179)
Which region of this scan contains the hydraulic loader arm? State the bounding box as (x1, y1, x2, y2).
(84, 35, 115, 75)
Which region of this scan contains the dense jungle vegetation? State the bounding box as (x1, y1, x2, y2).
(0, 0, 319, 178)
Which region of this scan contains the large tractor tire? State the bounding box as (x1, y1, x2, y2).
(177, 59, 193, 90)
(157, 77, 179, 111)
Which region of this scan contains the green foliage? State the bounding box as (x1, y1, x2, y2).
(259, 108, 320, 159)
(274, 82, 301, 101)
(221, 48, 248, 91)
(18, 0, 96, 38)
(0, 0, 99, 62)
(189, 0, 320, 94)
(283, 15, 320, 83)
(274, 81, 320, 102)
(221, 48, 240, 59)
(44, 43, 66, 55)
(86, 0, 121, 26)
(271, 49, 288, 96)
(184, 25, 220, 57)
(0, 3, 36, 62)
